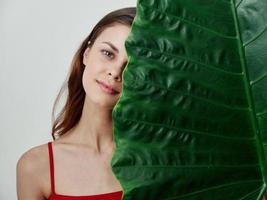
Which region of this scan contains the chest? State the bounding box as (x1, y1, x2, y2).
(43, 150, 122, 198)
(56, 157, 115, 184)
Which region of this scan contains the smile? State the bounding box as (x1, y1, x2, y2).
(97, 81, 119, 95)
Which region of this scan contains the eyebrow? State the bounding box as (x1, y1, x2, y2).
(102, 42, 119, 53)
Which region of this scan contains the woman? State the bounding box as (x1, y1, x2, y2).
(16, 7, 136, 200)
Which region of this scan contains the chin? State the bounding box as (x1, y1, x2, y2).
(91, 94, 119, 108)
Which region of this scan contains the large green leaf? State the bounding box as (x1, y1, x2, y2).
(111, 0, 267, 199)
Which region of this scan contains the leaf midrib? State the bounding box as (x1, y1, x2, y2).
(231, 0, 267, 188)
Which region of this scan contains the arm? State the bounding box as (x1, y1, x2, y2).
(16, 150, 45, 200)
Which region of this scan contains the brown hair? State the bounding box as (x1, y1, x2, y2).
(51, 7, 136, 140)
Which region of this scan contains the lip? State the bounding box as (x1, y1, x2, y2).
(96, 80, 119, 95)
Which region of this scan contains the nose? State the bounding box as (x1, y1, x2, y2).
(108, 60, 128, 82)
(108, 71, 121, 82)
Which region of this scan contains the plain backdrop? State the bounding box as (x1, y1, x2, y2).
(0, 0, 137, 199)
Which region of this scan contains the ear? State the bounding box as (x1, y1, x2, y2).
(83, 47, 90, 66)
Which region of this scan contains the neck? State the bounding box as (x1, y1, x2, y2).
(66, 96, 115, 154)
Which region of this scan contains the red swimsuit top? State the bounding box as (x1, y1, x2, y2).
(47, 142, 123, 200)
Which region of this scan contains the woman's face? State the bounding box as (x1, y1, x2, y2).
(82, 23, 131, 109)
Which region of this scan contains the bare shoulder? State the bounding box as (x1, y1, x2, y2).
(17, 143, 49, 174)
(16, 143, 50, 200)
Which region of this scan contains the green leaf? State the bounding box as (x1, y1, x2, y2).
(111, 0, 267, 199)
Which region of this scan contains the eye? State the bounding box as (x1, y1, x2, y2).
(101, 49, 114, 59)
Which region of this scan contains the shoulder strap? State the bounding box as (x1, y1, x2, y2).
(47, 142, 55, 194)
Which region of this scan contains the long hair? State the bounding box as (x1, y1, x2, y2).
(51, 7, 136, 140)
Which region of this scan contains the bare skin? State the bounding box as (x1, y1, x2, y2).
(16, 23, 130, 199)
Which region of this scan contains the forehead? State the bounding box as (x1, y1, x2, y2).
(94, 24, 131, 47)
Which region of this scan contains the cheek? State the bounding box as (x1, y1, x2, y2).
(82, 67, 95, 94)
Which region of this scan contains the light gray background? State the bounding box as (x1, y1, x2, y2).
(0, 0, 136, 199)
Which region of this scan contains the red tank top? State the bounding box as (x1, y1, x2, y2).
(47, 142, 123, 200)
